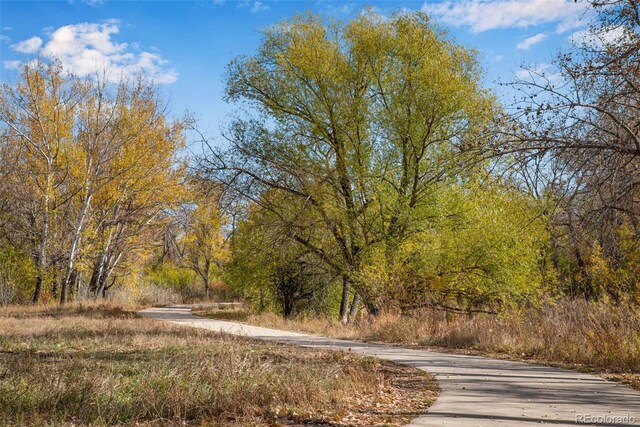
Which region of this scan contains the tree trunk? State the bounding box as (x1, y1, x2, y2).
(89, 227, 117, 298)
(69, 269, 78, 300)
(339, 275, 350, 323)
(96, 270, 108, 298)
(102, 276, 116, 299)
(60, 192, 92, 304)
(202, 262, 210, 300)
(348, 275, 379, 319)
(89, 254, 107, 298)
(348, 292, 360, 323)
(259, 288, 266, 312)
(32, 184, 50, 304)
(32, 275, 43, 304)
(103, 252, 122, 293)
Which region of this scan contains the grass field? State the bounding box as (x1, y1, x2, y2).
(195, 300, 640, 390)
(0, 303, 437, 426)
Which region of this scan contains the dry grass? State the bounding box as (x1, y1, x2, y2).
(197, 300, 640, 388)
(0, 302, 437, 426)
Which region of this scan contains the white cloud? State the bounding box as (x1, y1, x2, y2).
(6, 21, 177, 84)
(251, 1, 269, 13)
(517, 32, 547, 50)
(569, 26, 630, 48)
(324, 3, 355, 15)
(423, 0, 589, 33)
(11, 36, 43, 53)
(236, 0, 269, 13)
(3, 60, 22, 70)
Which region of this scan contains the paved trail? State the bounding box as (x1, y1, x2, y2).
(139, 306, 640, 427)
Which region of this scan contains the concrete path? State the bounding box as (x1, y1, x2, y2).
(139, 306, 640, 427)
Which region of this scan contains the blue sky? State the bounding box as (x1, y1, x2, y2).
(0, 0, 594, 134)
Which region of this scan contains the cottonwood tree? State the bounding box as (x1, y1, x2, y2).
(0, 61, 78, 303)
(0, 60, 188, 303)
(60, 77, 170, 302)
(201, 10, 497, 318)
(82, 94, 187, 299)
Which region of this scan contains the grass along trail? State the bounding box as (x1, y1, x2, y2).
(141, 305, 640, 427)
(0, 303, 437, 426)
(194, 301, 640, 391)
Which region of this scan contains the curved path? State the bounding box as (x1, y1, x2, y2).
(139, 306, 640, 427)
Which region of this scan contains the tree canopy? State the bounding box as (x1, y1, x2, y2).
(202, 10, 547, 319)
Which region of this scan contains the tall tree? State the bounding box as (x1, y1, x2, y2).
(82, 87, 187, 300)
(0, 61, 78, 303)
(201, 10, 497, 317)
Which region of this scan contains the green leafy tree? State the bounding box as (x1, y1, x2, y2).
(378, 179, 550, 312)
(226, 199, 337, 317)
(203, 10, 497, 317)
